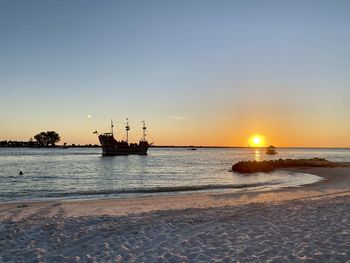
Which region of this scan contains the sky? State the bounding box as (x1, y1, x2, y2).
(1, 0, 350, 147)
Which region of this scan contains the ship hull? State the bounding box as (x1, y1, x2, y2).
(98, 134, 149, 156)
(101, 145, 149, 156)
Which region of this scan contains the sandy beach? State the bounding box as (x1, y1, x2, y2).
(1, 167, 350, 262)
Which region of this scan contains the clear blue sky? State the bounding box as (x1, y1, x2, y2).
(1, 0, 350, 146)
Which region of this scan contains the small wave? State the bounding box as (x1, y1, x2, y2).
(31, 176, 62, 180)
(34, 182, 277, 198)
(0, 183, 279, 202)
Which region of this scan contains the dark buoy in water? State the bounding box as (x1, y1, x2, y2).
(19, 171, 23, 175)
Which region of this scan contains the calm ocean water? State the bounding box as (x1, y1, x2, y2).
(0, 147, 349, 202)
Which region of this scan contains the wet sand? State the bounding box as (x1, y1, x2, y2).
(1, 167, 350, 262)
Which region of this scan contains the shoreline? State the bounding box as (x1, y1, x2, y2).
(1, 167, 349, 262)
(1, 167, 349, 221)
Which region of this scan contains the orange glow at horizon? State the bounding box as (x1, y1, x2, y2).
(2, 116, 350, 147)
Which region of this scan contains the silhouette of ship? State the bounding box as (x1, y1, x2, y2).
(96, 119, 150, 156)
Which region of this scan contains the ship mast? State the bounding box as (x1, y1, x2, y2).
(142, 120, 147, 141)
(125, 118, 130, 143)
(111, 119, 114, 136)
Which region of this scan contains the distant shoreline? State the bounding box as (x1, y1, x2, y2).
(0, 145, 101, 148)
(151, 145, 350, 149)
(1, 145, 350, 149)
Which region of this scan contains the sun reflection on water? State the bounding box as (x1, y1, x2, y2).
(254, 149, 261, 162)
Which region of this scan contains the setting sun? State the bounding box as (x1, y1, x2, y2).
(249, 135, 266, 147)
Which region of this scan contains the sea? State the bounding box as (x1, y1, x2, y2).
(0, 147, 349, 202)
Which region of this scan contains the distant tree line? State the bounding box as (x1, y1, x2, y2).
(1, 131, 60, 147)
(0, 131, 100, 148)
(0, 140, 37, 147)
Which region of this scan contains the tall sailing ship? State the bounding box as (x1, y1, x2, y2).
(97, 119, 150, 156)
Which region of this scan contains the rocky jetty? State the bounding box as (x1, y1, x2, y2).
(231, 158, 342, 173)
